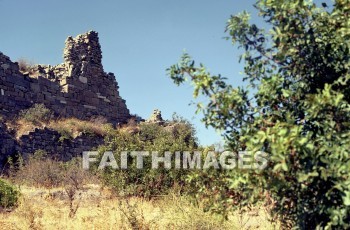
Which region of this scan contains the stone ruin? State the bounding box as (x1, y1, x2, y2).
(0, 31, 130, 124)
(0, 31, 133, 168)
(146, 109, 164, 123)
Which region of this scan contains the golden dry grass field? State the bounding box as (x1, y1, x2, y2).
(0, 184, 278, 230)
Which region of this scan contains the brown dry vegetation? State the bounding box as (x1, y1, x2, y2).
(0, 185, 277, 230)
(7, 117, 111, 139)
(3, 104, 111, 139)
(17, 58, 35, 74)
(0, 106, 279, 229)
(1, 153, 279, 229)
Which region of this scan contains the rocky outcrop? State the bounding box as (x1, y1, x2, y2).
(146, 109, 164, 124)
(0, 31, 130, 124)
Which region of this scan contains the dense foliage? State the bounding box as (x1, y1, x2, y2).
(97, 116, 200, 198)
(168, 0, 350, 228)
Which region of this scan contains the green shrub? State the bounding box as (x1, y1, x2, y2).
(96, 120, 199, 198)
(19, 104, 52, 124)
(0, 178, 19, 208)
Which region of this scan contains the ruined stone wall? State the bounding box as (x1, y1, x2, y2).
(0, 122, 104, 168)
(18, 128, 104, 162)
(0, 31, 130, 124)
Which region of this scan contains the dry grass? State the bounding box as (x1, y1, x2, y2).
(119, 118, 140, 135)
(0, 185, 278, 230)
(6, 117, 111, 139)
(48, 117, 111, 139)
(9, 119, 38, 139)
(6, 111, 182, 140)
(1, 115, 280, 229)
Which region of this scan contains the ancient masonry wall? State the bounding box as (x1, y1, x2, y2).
(0, 122, 104, 168)
(18, 128, 104, 162)
(0, 31, 130, 124)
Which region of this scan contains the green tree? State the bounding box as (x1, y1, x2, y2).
(168, 0, 350, 229)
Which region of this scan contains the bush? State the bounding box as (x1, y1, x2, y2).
(97, 120, 199, 198)
(12, 150, 95, 189)
(0, 178, 19, 208)
(14, 150, 63, 188)
(19, 104, 52, 124)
